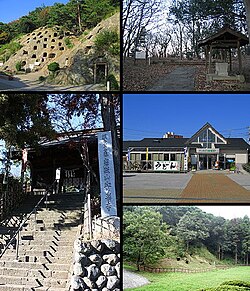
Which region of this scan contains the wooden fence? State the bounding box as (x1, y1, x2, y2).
(138, 265, 231, 273)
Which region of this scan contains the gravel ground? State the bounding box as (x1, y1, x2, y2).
(123, 269, 149, 289)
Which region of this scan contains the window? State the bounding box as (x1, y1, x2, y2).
(208, 130, 215, 142)
(153, 153, 158, 161)
(158, 153, 163, 161)
(164, 153, 169, 161)
(170, 153, 176, 161)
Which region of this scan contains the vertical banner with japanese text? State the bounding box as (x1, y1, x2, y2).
(98, 131, 117, 218)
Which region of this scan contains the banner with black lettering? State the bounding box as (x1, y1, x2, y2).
(98, 131, 117, 218)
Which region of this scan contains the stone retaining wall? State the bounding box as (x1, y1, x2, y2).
(71, 238, 120, 290)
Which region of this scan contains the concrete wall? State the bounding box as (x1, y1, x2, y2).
(236, 153, 248, 164)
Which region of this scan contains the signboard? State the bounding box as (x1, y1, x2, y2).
(196, 148, 219, 154)
(184, 147, 188, 171)
(56, 168, 61, 180)
(135, 51, 146, 59)
(154, 161, 180, 171)
(98, 131, 117, 218)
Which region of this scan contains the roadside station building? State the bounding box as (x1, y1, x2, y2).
(123, 123, 249, 172)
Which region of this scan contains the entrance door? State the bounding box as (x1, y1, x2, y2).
(96, 64, 106, 83)
(199, 154, 216, 170)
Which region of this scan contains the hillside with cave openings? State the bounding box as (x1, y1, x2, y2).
(0, 0, 120, 90)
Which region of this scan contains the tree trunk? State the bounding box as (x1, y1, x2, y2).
(77, 3, 82, 32)
(235, 245, 238, 264)
(137, 252, 141, 271)
(218, 244, 221, 260)
(244, 0, 250, 38)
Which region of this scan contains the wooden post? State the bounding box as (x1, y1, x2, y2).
(208, 45, 213, 73)
(237, 40, 242, 74)
(229, 48, 232, 72)
(205, 46, 208, 72)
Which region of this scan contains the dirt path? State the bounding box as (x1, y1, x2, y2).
(0, 72, 106, 91)
(123, 269, 149, 289)
(147, 66, 196, 91)
(180, 173, 250, 203)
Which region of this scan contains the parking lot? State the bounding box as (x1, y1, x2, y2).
(123, 171, 250, 203)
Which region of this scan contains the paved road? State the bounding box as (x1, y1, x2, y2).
(147, 66, 196, 91)
(123, 173, 192, 203)
(123, 173, 192, 189)
(123, 171, 250, 203)
(181, 173, 250, 203)
(123, 269, 149, 289)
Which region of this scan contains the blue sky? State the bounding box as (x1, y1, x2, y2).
(123, 94, 250, 141)
(0, 0, 68, 23)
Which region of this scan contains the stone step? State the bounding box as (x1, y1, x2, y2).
(0, 275, 37, 286)
(5, 248, 73, 258)
(0, 267, 69, 279)
(20, 239, 74, 247)
(0, 283, 66, 291)
(17, 244, 73, 252)
(0, 261, 70, 271)
(2, 254, 73, 264)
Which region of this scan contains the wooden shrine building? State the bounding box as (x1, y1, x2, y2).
(23, 128, 102, 194)
(198, 26, 249, 81)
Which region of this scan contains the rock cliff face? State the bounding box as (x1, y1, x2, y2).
(3, 12, 119, 86)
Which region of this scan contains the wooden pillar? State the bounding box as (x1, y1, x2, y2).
(205, 46, 208, 72)
(93, 64, 96, 84)
(229, 48, 232, 72)
(237, 40, 242, 74)
(208, 45, 213, 73)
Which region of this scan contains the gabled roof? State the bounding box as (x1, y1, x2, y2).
(198, 26, 249, 48)
(215, 138, 249, 150)
(185, 122, 227, 145)
(123, 138, 189, 152)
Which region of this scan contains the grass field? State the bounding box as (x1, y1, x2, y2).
(124, 266, 250, 291)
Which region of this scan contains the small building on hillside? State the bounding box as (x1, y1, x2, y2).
(123, 122, 249, 172)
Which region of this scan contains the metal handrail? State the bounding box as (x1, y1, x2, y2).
(0, 190, 49, 260)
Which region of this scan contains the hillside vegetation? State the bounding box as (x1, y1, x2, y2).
(124, 206, 250, 270)
(0, 0, 119, 43)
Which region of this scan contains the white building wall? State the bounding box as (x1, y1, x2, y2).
(236, 153, 248, 164)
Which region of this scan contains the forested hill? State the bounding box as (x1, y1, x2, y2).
(124, 206, 250, 269)
(0, 0, 119, 45)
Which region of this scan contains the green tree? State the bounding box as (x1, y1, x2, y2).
(94, 30, 119, 55)
(48, 62, 60, 74)
(83, 0, 116, 28)
(0, 94, 55, 148)
(176, 210, 210, 251)
(124, 207, 168, 270)
(224, 218, 244, 264)
(18, 17, 36, 33)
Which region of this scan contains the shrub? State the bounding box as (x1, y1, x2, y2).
(109, 42, 120, 56)
(0, 41, 22, 62)
(15, 61, 22, 71)
(38, 76, 46, 82)
(106, 74, 119, 90)
(48, 62, 60, 73)
(220, 280, 250, 288)
(94, 30, 119, 54)
(64, 37, 74, 48)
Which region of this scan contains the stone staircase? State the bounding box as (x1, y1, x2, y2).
(0, 193, 84, 290)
